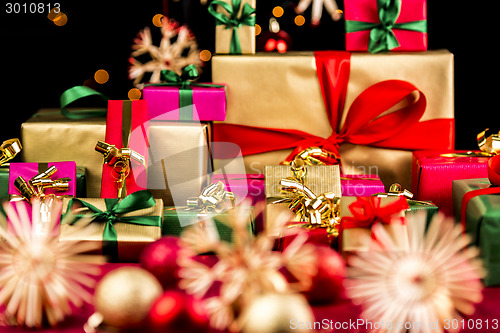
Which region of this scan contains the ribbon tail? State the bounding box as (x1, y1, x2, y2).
(103, 221, 119, 262)
(60, 85, 108, 119)
(230, 27, 242, 55)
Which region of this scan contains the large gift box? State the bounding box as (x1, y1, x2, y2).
(212, 50, 454, 190)
(60, 191, 163, 263)
(344, 0, 427, 53)
(265, 164, 341, 237)
(208, 0, 256, 54)
(412, 150, 489, 216)
(142, 67, 226, 121)
(20, 109, 106, 197)
(452, 178, 500, 286)
(20, 110, 212, 205)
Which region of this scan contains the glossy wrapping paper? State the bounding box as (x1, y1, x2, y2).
(341, 174, 385, 196)
(264, 164, 341, 237)
(212, 50, 454, 190)
(20, 109, 106, 197)
(59, 196, 163, 263)
(344, 0, 427, 52)
(142, 84, 227, 121)
(412, 150, 489, 216)
(452, 178, 500, 286)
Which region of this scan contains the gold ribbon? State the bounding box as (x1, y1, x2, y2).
(440, 129, 500, 158)
(186, 181, 236, 214)
(0, 138, 22, 166)
(13, 165, 71, 202)
(280, 147, 340, 166)
(374, 183, 433, 206)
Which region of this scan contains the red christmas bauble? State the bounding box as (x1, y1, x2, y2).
(302, 245, 346, 304)
(148, 289, 210, 333)
(140, 236, 182, 290)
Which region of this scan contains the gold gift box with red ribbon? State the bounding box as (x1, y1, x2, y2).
(212, 50, 454, 190)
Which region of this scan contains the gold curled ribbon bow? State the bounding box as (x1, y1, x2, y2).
(440, 129, 500, 158)
(374, 183, 434, 206)
(14, 165, 71, 202)
(0, 138, 22, 166)
(95, 141, 145, 198)
(280, 147, 340, 166)
(186, 181, 236, 214)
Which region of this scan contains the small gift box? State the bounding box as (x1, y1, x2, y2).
(452, 177, 500, 286)
(340, 196, 409, 254)
(8, 161, 77, 200)
(143, 67, 226, 121)
(412, 150, 489, 216)
(60, 190, 163, 263)
(341, 174, 385, 196)
(344, 0, 427, 53)
(208, 0, 256, 54)
(265, 163, 341, 237)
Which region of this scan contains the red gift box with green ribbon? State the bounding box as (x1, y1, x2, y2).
(344, 0, 427, 53)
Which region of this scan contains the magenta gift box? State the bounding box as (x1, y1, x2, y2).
(411, 150, 489, 217)
(341, 174, 385, 196)
(143, 85, 226, 121)
(8, 161, 77, 199)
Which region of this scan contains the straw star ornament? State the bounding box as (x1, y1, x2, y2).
(0, 199, 105, 328)
(295, 0, 342, 26)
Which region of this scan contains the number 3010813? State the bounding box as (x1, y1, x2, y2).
(5, 3, 60, 14)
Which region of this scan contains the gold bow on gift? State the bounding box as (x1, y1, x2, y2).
(280, 147, 340, 166)
(272, 158, 341, 237)
(95, 141, 145, 198)
(14, 165, 71, 202)
(186, 181, 235, 215)
(374, 183, 434, 206)
(477, 128, 500, 155)
(0, 138, 22, 166)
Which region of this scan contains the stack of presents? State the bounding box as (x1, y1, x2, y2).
(2, 0, 500, 304)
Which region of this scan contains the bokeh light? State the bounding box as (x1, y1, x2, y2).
(128, 88, 142, 100)
(52, 12, 67, 26)
(94, 69, 109, 84)
(294, 15, 306, 26)
(272, 6, 284, 18)
(255, 23, 262, 36)
(276, 40, 287, 53)
(265, 39, 276, 52)
(152, 14, 164, 27)
(199, 50, 212, 62)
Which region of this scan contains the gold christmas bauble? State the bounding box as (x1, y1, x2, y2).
(239, 293, 315, 333)
(94, 266, 163, 329)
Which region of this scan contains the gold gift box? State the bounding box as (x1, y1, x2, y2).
(60, 196, 163, 262)
(212, 50, 454, 190)
(21, 111, 212, 204)
(215, 0, 256, 54)
(340, 196, 408, 254)
(264, 164, 341, 236)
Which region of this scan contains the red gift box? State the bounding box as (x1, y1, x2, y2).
(344, 0, 427, 53)
(411, 150, 489, 217)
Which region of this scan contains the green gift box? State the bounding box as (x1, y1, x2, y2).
(406, 200, 439, 228)
(452, 178, 500, 286)
(0, 164, 87, 202)
(162, 206, 255, 243)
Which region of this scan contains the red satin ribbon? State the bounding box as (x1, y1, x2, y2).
(213, 51, 454, 162)
(460, 155, 500, 233)
(341, 196, 409, 229)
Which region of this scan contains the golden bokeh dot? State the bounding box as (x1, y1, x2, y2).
(53, 12, 68, 26)
(94, 69, 109, 84)
(47, 8, 59, 21)
(128, 88, 142, 100)
(272, 6, 284, 18)
(255, 23, 262, 36)
(152, 14, 164, 27)
(199, 50, 212, 62)
(294, 15, 306, 26)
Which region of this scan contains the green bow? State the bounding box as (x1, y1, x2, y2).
(145, 65, 224, 120)
(208, 0, 256, 54)
(345, 0, 427, 53)
(62, 190, 161, 262)
(59, 85, 109, 119)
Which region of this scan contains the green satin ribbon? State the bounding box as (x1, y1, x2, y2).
(59, 85, 109, 119)
(345, 0, 427, 53)
(62, 190, 160, 262)
(145, 65, 224, 120)
(208, 0, 256, 54)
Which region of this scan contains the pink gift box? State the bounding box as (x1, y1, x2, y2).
(341, 174, 385, 196)
(143, 85, 226, 121)
(344, 0, 427, 52)
(8, 161, 77, 199)
(411, 150, 489, 217)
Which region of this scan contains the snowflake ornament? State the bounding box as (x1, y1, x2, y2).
(129, 17, 202, 88)
(295, 0, 342, 26)
(345, 212, 485, 333)
(177, 200, 318, 332)
(0, 199, 105, 328)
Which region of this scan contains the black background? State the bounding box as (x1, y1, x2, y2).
(0, 0, 493, 151)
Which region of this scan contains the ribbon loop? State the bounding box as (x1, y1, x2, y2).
(341, 196, 408, 230)
(187, 181, 235, 214)
(0, 138, 22, 166)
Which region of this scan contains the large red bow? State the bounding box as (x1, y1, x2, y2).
(213, 51, 454, 163)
